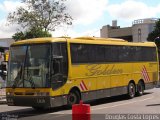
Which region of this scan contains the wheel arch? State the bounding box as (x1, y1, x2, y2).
(68, 86, 81, 100)
(138, 79, 145, 90)
(128, 80, 136, 86)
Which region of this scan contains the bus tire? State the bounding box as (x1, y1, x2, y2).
(128, 82, 136, 99)
(67, 91, 80, 107)
(137, 81, 144, 96)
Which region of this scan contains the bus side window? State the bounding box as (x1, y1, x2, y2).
(51, 42, 68, 90)
(52, 59, 61, 75)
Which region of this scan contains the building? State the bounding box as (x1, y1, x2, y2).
(0, 38, 14, 48)
(100, 18, 158, 42)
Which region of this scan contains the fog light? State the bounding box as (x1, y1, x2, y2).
(7, 98, 13, 103)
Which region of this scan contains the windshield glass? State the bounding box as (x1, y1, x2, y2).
(7, 44, 51, 88)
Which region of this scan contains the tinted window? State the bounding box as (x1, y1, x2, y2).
(71, 44, 89, 63)
(52, 42, 68, 90)
(52, 42, 68, 75)
(111, 46, 119, 62)
(96, 45, 105, 62)
(141, 47, 156, 61)
(105, 46, 112, 62)
(70, 43, 157, 64)
(119, 46, 128, 62)
(88, 45, 96, 62)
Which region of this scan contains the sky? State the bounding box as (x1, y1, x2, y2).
(1, 0, 160, 38)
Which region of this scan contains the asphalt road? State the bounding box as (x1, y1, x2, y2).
(1, 88, 160, 120)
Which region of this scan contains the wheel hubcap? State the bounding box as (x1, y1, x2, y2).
(139, 85, 142, 92)
(69, 94, 76, 104)
(130, 85, 135, 96)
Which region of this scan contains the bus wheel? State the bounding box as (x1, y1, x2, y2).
(137, 81, 144, 96)
(128, 82, 136, 99)
(67, 91, 80, 107)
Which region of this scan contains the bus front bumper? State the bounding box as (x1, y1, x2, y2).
(6, 96, 51, 107)
(6, 95, 67, 107)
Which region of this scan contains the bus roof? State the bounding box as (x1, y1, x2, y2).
(11, 37, 156, 47)
(72, 37, 156, 47)
(11, 37, 68, 45)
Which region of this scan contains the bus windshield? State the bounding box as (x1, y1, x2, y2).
(7, 44, 51, 88)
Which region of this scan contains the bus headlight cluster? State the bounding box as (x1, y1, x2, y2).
(35, 92, 49, 96)
(7, 92, 14, 96)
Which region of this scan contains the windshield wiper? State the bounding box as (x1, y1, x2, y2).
(24, 73, 35, 89)
(28, 75, 35, 89)
(12, 71, 35, 89)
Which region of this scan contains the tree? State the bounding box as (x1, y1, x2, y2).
(8, 0, 72, 41)
(12, 31, 25, 41)
(8, 0, 72, 31)
(147, 19, 160, 41)
(147, 19, 160, 63)
(12, 27, 52, 41)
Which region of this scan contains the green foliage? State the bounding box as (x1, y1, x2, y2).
(8, 0, 72, 41)
(12, 28, 52, 41)
(147, 19, 160, 41)
(8, 0, 72, 31)
(25, 27, 52, 39)
(12, 31, 25, 41)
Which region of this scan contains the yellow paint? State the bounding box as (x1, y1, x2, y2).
(7, 37, 159, 97)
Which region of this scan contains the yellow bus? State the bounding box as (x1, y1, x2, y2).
(6, 37, 159, 109)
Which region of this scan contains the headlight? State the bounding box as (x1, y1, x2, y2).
(7, 92, 14, 96)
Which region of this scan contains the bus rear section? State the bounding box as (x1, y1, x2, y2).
(69, 39, 158, 101)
